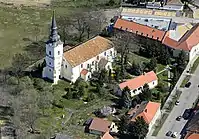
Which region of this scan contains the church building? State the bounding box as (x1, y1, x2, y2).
(42, 12, 116, 84)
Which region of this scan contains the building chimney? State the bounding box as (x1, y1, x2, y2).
(145, 109, 147, 113)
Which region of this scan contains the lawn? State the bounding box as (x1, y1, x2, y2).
(0, 0, 119, 68)
(190, 57, 199, 73)
(0, 6, 52, 68)
(180, 75, 191, 87)
(128, 52, 150, 64)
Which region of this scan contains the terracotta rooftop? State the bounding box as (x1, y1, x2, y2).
(64, 36, 113, 67)
(114, 18, 166, 41)
(177, 23, 199, 51)
(163, 23, 199, 51)
(89, 118, 111, 133)
(119, 71, 158, 90)
(185, 133, 199, 139)
(128, 101, 161, 124)
(101, 132, 114, 139)
(80, 69, 88, 75)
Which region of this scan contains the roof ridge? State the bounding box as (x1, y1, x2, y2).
(120, 18, 164, 32)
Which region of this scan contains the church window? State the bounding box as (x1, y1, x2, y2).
(104, 52, 106, 56)
(87, 64, 90, 68)
(65, 65, 67, 69)
(81, 64, 83, 68)
(49, 62, 51, 65)
(49, 51, 51, 55)
(58, 51, 60, 55)
(49, 69, 51, 72)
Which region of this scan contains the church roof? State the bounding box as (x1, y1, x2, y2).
(63, 36, 113, 67)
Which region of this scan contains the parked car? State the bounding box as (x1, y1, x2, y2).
(166, 131, 172, 136)
(176, 116, 182, 121)
(183, 109, 192, 120)
(175, 100, 180, 105)
(185, 82, 191, 88)
(172, 132, 178, 138)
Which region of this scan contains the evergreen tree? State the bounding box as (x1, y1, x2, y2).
(172, 68, 180, 85)
(176, 50, 187, 73)
(122, 86, 132, 108)
(139, 84, 152, 101)
(147, 57, 157, 71)
(128, 117, 149, 138)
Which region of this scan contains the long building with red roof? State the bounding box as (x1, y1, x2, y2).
(114, 18, 199, 61)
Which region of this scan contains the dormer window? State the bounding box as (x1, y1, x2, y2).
(104, 52, 106, 56)
(58, 51, 60, 55)
(49, 51, 51, 55)
(81, 64, 83, 68)
(97, 56, 99, 60)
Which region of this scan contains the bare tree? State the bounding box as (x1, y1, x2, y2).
(10, 53, 30, 84)
(57, 9, 107, 43)
(112, 31, 139, 75)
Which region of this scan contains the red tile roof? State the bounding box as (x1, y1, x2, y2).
(163, 23, 199, 51)
(185, 133, 199, 139)
(89, 118, 111, 133)
(177, 23, 199, 51)
(114, 18, 166, 41)
(128, 101, 161, 124)
(101, 132, 114, 139)
(80, 69, 88, 75)
(119, 71, 158, 90)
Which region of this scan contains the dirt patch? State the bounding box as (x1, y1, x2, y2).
(0, 0, 51, 6)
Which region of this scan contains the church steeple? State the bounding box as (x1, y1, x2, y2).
(49, 11, 60, 42)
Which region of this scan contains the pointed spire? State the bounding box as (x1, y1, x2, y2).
(51, 10, 57, 30)
(49, 10, 60, 42)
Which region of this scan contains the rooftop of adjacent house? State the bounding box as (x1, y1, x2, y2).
(168, 23, 193, 41)
(146, 2, 183, 11)
(63, 36, 113, 67)
(185, 109, 199, 133)
(119, 71, 158, 90)
(185, 133, 199, 139)
(163, 22, 199, 51)
(128, 101, 161, 124)
(167, 0, 183, 5)
(114, 18, 166, 41)
(101, 132, 114, 139)
(89, 118, 111, 133)
(121, 15, 172, 31)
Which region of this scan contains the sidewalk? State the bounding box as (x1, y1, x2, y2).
(147, 56, 198, 138)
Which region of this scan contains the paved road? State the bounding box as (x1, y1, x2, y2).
(156, 65, 199, 139)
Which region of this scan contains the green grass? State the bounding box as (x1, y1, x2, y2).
(156, 64, 165, 73)
(128, 52, 150, 64)
(190, 57, 199, 73)
(180, 75, 191, 87)
(0, 0, 120, 68)
(0, 6, 52, 68)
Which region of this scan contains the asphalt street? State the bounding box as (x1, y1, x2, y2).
(156, 66, 199, 139)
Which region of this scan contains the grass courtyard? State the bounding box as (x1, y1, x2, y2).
(0, 0, 118, 68)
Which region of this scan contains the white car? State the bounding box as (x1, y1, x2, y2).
(172, 132, 178, 138)
(175, 100, 180, 105)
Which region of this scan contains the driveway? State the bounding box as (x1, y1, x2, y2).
(156, 65, 199, 139)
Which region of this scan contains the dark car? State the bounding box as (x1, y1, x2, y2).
(166, 131, 172, 136)
(185, 82, 191, 88)
(176, 116, 182, 121)
(183, 109, 192, 120)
